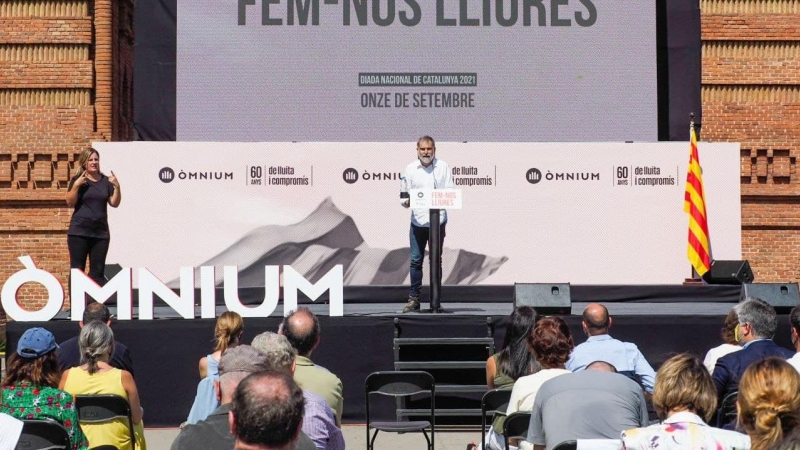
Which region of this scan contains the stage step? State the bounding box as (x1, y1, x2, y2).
(398, 408, 482, 417)
(394, 337, 497, 345)
(393, 318, 496, 422)
(394, 361, 486, 370)
(437, 384, 489, 393)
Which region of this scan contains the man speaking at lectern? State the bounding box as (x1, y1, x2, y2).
(400, 136, 453, 313)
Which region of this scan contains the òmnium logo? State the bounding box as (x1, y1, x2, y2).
(342, 169, 402, 184)
(158, 168, 234, 182)
(159, 167, 175, 183)
(526, 168, 601, 184)
(343, 168, 358, 184)
(526, 168, 542, 184)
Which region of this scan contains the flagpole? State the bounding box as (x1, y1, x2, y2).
(685, 112, 710, 285)
(690, 113, 700, 281)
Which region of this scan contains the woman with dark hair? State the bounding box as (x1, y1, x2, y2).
(622, 353, 749, 449)
(703, 308, 741, 373)
(486, 306, 541, 389)
(60, 321, 146, 450)
(0, 327, 88, 450)
(66, 147, 121, 287)
(738, 357, 800, 450)
(481, 307, 541, 449)
(506, 316, 574, 416)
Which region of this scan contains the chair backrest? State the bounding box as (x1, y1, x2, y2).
(481, 389, 512, 417)
(716, 391, 738, 428)
(74, 394, 135, 448)
(552, 440, 578, 450)
(481, 388, 511, 437)
(16, 419, 70, 450)
(503, 411, 531, 449)
(576, 439, 623, 450)
(365, 371, 435, 397)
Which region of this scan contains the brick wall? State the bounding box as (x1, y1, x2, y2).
(1, 0, 798, 316)
(0, 0, 134, 312)
(701, 0, 800, 282)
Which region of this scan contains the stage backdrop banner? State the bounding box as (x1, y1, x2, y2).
(176, 0, 657, 142)
(95, 141, 741, 287)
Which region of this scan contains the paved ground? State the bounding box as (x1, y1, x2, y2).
(145, 425, 478, 449)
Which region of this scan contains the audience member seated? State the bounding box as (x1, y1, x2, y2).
(60, 321, 147, 450)
(507, 316, 573, 417)
(252, 332, 344, 450)
(280, 307, 344, 425)
(57, 302, 134, 376)
(1, 327, 88, 450)
(171, 345, 315, 450)
(704, 308, 742, 373)
(737, 358, 800, 450)
(786, 306, 800, 373)
(622, 353, 750, 450)
(526, 361, 648, 450)
(567, 303, 656, 394)
(483, 306, 541, 450)
(713, 297, 794, 429)
(229, 371, 306, 450)
(186, 311, 243, 424)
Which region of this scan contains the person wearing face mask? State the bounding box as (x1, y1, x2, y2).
(399, 136, 453, 313)
(66, 147, 121, 287)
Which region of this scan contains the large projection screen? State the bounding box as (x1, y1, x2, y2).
(97, 141, 740, 286)
(177, 0, 658, 142)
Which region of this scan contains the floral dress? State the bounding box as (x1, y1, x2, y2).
(0, 382, 89, 450)
(622, 411, 750, 450)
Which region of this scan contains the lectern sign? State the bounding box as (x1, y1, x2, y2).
(410, 189, 463, 210)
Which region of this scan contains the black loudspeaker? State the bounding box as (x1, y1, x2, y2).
(514, 283, 571, 315)
(741, 283, 800, 312)
(702, 260, 754, 285)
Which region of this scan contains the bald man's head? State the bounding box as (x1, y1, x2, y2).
(582, 303, 611, 336)
(280, 307, 320, 357)
(586, 360, 617, 373)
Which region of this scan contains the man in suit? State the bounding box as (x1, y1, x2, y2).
(712, 297, 794, 417)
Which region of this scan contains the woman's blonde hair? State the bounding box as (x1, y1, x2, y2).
(213, 311, 243, 353)
(652, 353, 717, 422)
(73, 148, 99, 177)
(738, 357, 800, 450)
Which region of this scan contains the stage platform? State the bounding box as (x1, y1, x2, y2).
(7, 283, 790, 427)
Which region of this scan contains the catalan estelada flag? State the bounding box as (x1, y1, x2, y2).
(684, 124, 711, 276)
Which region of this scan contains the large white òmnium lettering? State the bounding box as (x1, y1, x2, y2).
(1, 256, 64, 322)
(0, 256, 344, 321)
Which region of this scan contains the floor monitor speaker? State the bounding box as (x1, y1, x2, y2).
(741, 283, 800, 313)
(514, 283, 571, 315)
(702, 260, 754, 285)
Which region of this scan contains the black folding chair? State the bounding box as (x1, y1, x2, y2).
(74, 394, 135, 449)
(552, 440, 578, 450)
(365, 371, 434, 450)
(481, 388, 512, 448)
(503, 411, 531, 450)
(715, 391, 738, 428)
(16, 419, 70, 450)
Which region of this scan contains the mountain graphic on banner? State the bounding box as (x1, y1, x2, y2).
(168, 197, 508, 288)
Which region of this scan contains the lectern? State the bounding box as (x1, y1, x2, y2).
(409, 188, 462, 312)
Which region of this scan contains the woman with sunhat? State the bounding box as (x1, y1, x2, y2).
(0, 327, 88, 450)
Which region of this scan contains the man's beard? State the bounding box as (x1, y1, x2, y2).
(419, 156, 433, 166)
